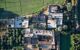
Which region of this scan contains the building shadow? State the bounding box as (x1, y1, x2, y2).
(0, 8, 19, 19)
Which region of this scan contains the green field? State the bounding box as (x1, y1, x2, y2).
(0, 0, 65, 16)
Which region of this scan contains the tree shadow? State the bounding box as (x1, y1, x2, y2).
(60, 33, 71, 50)
(0, 8, 19, 19)
(77, 0, 80, 25)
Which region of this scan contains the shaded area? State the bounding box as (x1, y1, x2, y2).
(77, 0, 80, 25)
(0, 8, 21, 50)
(60, 34, 71, 50)
(0, 8, 19, 19)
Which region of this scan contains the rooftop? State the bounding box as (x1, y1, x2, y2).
(33, 29, 53, 36)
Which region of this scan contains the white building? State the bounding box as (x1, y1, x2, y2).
(14, 17, 22, 28)
(43, 5, 63, 29)
(47, 13, 63, 29)
(8, 17, 29, 28)
(47, 19, 57, 29)
(49, 5, 60, 13)
(22, 19, 29, 28)
(8, 19, 15, 28)
(24, 28, 33, 37)
(50, 13, 63, 25)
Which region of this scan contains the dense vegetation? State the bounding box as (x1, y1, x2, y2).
(0, 28, 24, 50)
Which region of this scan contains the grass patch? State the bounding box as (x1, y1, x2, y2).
(0, 0, 65, 16)
(70, 34, 80, 50)
(70, 34, 75, 50)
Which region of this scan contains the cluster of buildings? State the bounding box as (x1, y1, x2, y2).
(0, 5, 64, 50)
(23, 29, 55, 50)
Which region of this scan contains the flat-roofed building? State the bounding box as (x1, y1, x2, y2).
(49, 13, 63, 26)
(8, 19, 14, 28)
(47, 19, 57, 29)
(24, 28, 33, 38)
(24, 29, 55, 50)
(30, 14, 47, 29)
(22, 19, 29, 28)
(7, 17, 29, 28)
(49, 5, 60, 13)
(47, 13, 63, 29)
(14, 17, 22, 28)
(43, 5, 63, 29)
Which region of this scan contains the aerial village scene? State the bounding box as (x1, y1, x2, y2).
(0, 0, 80, 50)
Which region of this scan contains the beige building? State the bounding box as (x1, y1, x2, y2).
(24, 29, 55, 50)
